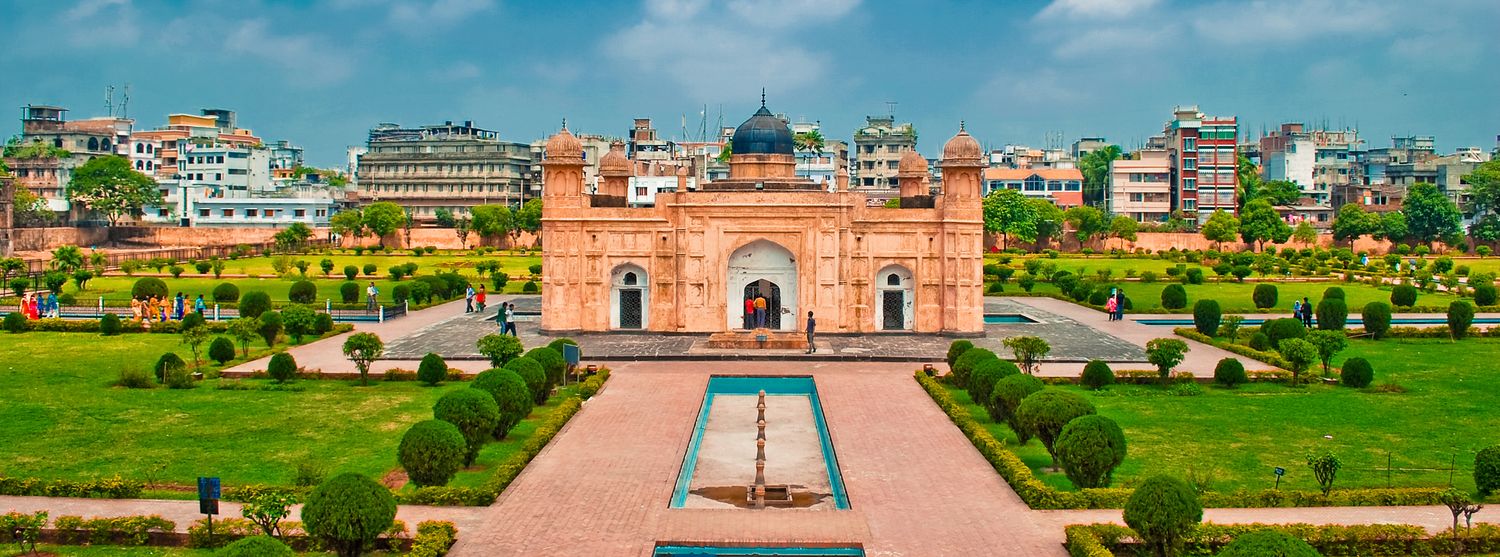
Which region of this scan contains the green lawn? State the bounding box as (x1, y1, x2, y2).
(0, 332, 555, 491)
(987, 254, 1214, 276)
(944, 337, 1500, 495)
(199, 252, 540, 278)
(1011, 279, 1460, 313)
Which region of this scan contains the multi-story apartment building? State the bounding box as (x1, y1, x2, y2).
(356, 120, 537, 222)
(1259, 123, 1362, 208)
(5, 105, 134, 215)
(1071, 137, 1108, 160)
(627, 118, 673, 162)
(987, 144, 1075, 170)
(1108, 144, 1172, 222)
(1163, 106, 1238, 224)
(790, 121, 846, 187)
(852, 115, 916, 190)
(983, 168, 1084, 208)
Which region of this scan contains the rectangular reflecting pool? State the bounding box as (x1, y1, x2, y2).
(671, 376, 849, 510)
(654, 546, 865, 556)
(984, 313, 1039, 324)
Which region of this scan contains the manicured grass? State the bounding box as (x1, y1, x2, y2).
(182, 252, 539, 278)
(944, 337, 1500, 495)
(986, 254, 1214, 275)
(419, 385, 576, 491)
(1011, 279, 1460, 313)
(0, 332, 466, 488)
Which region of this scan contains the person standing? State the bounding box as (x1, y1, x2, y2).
(743, 297, 755, 329)
(1115, 291, 1125, 321)
(174, 292, 186, 320)
(1301, 296, 1314, 327)
(194, 294, 207, 315)
(754, 294, 767, 328)
(476, 285, 487, 312)
(1104, 293, 1117, 322)
(366, 282, 379, 312)
(504, 303, 517, 336)
(465, 284, 476, 313)
(804, 311, 816, 354)
(1292, 299, 1303, 323)
(47, 291, 59, 318)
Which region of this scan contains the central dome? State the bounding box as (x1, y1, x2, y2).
(730, 104, 793, 156)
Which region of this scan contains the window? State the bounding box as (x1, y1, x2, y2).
(635, 187, 648, 196)
(887, 273, 901, 286)
(136, 143, 144, 154)
(1024, 175, 1045, 191)
(246, 209, 258, 217)
(1184, 199, 1197, 210)
(222, 209, 234, 217)
(1184, 138, 1197, 151)
(1183, 158, 1197, 170)
(624, 272, 638, 286)
(158, 209, 168, 217)
(1183, 178, 1197, 191)
(227, 152, 248, 159)
(315, 209, 327, 217)
(199, 209, 210, 217)
(228, 169, 247, 175)
(1130, 193, 1144, 202)
(294, 209, 306, 217)
(216, 156, 224, 164)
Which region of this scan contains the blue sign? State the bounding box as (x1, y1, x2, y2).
(197, 477, 220, 500)
(1273, 467, 1285, 477)
(563, 344, 580, 366)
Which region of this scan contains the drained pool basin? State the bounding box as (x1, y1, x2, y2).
(984, 313, 1038, 324)
(671, 376, 849, 510)
(654, 546, 865, 556)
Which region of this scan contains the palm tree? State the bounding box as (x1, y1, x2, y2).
(1079, 145, 1122, 206)
(793, 130, 825, 157)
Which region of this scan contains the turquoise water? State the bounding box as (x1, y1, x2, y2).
(670, 375, 850, 509)
(984, 313, 1039, 324)
(654, 546, 864, 556)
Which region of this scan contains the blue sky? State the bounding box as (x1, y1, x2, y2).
(2, 0, 1497, 167)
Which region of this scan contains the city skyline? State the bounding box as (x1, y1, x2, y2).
(2, 0, 1497, 167)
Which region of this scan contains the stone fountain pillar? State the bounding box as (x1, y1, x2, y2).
(753, 390, 767, 509)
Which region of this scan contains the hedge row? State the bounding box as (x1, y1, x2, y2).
(1173, 328, 1293, 369)
(2, 318, 232, 334)
(1110, 368, 1293, 385)
(1366, 325, 1498, 339)
(1066, 522, 1500, 556)
(0, 475, 143, 499)
(185, 516, 411, 551)
(917, 372, 1446, 509)
(578, 368, 611, 400)
(399, 395, 586, 506)
(408, 520, 459, 557)
(50, 514, 176, 546)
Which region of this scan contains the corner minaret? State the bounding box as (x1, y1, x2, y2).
(542, 123, 586, 208)
(938, 122, 984, 204)
(597, 140, 631, 200)
(897, 149, 928, 200)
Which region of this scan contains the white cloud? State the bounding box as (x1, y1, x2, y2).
(1189, 0, 1392, 45)
(388, 0, 496, 27)
(1051, 26, 1172, 59)
(433, 61, 482, 81)
(1036, 0, 1160, 20)
(725, 0, 860, 26)
(63, 0, 139, 47)
(225, 19, 355, 86)
(645, 0, 709, 19)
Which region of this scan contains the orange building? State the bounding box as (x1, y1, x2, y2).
(540, 100, 985, 335)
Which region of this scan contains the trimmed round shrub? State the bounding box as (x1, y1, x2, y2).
(504, 357, 549, 405)
(239, 291, 272, 319)
(1262, 318, 1306, 349)
(1054, 415, 1127, 488)
(288, 280, 317, 304)
(362, 263, 377, 276)
(217, 535, 293, 557)
(397, 420, 467, 487)
(1184, 267, 1204, 285)
(301, 473, 397, 557)
(1449, 300, 1475, 340)
(547, 338, 579, 359)
(524, 346, 566, 388)
(1315, 297, 1348, 330)
(131, 277, 168, 300)
(434, 388, 500, 466)
(951, 347, 999, 388)
(3, 312, 26, 333)
(471, 369, 533, 439)
(154, 352, 186, 383)
(212, 282, 240, 303)
(1476, 445, 1500, 497)
(313, 312, 334, 335)
(946, 340, 974, 371)
(968, 358, 1020, 405)
(1252, 284, 1279, 309)
(1015, 390, 1096, 463)
(1390, 284, 1418, 307)
(1160, 284, 1188, 310)
(1475, 284, 1498, 307)
(1213, 358, 1248, 388)
(1080, 360, 1115, 390)
(986, 373, 1045, 433)
(522, 280, 539, 293)
(343, 265, 358, 281)
(1340, 357, 1373, 388)
(417, 352, 448, 386)
(100, 313, 122, 336)
(1123, 475, 1203, 557)
(392, 284, 410, 304)
(208, 336, 236, 364)
(1192, 299, 1221, 336)
(477, 334, 524, 368)
(1216, 530, 1319, 557)
(182, 311, 206, 331)
(339, 281, 360, 304)
(1361, 302, 1392, 339)
(257, 311, 283, 347)
(1248, 332, 1271, 351)
(1323, 286, 1346, 300)
(267, 352, 298, 383)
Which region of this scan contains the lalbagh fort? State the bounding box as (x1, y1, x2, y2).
(4, 3, 1500, 553)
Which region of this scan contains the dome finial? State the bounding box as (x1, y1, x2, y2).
(760, 88, 766, 107)
(959, 120, 966, 132)
(561, 117, 568, 131)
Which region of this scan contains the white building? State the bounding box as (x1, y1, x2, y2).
(626, 175, 696, 207)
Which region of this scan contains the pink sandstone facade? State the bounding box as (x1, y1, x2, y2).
(540, 103, 986, 335)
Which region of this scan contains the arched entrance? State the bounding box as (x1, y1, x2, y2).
(875, 265, 914, 331)
(726, 239, 798, 331)
(610, 264, 648, 330)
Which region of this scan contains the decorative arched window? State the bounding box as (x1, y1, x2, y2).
(136, 143, 144, 153)
(623, 272, 638, 286)
(87, 138, 99, 151)
(887, 273, 900, 286)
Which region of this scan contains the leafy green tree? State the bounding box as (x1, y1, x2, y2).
(1462, 160, 1500, 240)
(1239, 199, 1292, 251)
(1145, 338, 1189, 379)
(1123, 475, 1202, 557)
(1377, 211, 1408, 241)
(1200, 209, 1240, 249)
(1108, 215, 1138, 244)
(50, 245, 84, 273)
(1029, 197, 1066, 247)
(477, 333, 524, 367)
(342, 332, 385, 386)
(241, 490, 299, 538)
(1064, 205, 1109, 248)
(1402, 182, 1462, 245)
(455, 215, 472, 249)
(330, 210, 365, 245)
(1305, 329, 1347, 375)
(229, 317, 259, 358)
(273, 223, 313, 251)
(1331, 203, 1381, 246)
(1053, 415, 1127, 488)
(515, 198, 543, 243)
(1278, 338, 1318, 384)
(982, 188, 1039, 250)
(1015, 390, 1096, 469)
(66, 155, 161, 225)
(470, 204, 514, 243)
(792, 129, 825, 154)
(1236, 154, 1261, 210)
(433, 208, 456, 228)
(13, 188, 57, 227)
(1078, 144, 1122, 205)
(1292, 221, 1317, 245)
(361, 201, 407, 242)
(300, 473, 396, 557)
(1259, 179, 1303, 206)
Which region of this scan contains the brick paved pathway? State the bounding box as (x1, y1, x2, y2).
(0, 494, 489, 534)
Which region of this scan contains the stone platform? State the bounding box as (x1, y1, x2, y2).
(704, 330, 809, 350)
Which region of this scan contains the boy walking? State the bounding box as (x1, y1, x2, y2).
(804, 311, 816, 354)
(465, 285, 476, 313)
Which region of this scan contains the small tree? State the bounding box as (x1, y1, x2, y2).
(1213, 357, 1247, 388)
(1306, 450, 1342, 495)
(300, 473, 397, 557)
(1002, 336, 1050, 375)
(281, 304, 316, 343)
(180, 325, 210, 367)
(504, 356, 549, 405)
(343, 265, 359, 281)
(320, 258, 335, 277)
(229, 317, 259, 358)
(267, 352, 298, 383)
(1448, 300, 1475, 340)
(1160, 284, 1188, 310)
(241, 490, 298, 538)
(1123, 475, 1203, 557)
(1340, 357, 1374, 388)
(1145, 338, 1189, 381)
(1054, 415, 1127, 488)
(1015, 389, 1096, 469)
(1361, 302, 1392, 339)
(1192, 300, 1221, 336)
(471, 369, 533, 439)
(968, 358, 1020, 405)
(417, 352, 448, 386)
(240, 291, 273, 319)
(342, 332, 385, 386)
(257, 311, 284, 347)
(1080, 360, 1115, 390)
(1315, 297, 1348, 330)
(434, 388, 500, 466)
(1252, 284, 1279, 309)
(1475, 445, 1500, 497)
(1279, 338, 1318, 385)
(476, 334, 524, 367)
(952, 347, 998, 387)
(986, 373, 1044, 435)
(1216, 531, 1319, 557)
(1304, 330, 1348, 376)
(398, 420, 467, 487)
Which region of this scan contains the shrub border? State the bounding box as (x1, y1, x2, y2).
(1173, 328, 1292, 369)
(1064, 522, 1500, 557)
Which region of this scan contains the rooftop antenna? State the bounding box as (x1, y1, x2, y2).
(885, 101, 897, 118)
(104, 85, 114, 117)
(119, 84, 130, 119)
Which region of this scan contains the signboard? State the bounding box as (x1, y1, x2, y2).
(197, 477, 221, 500)
(563, 344, 580, 366)
(199, 498, 219, 515)
(1273, 467, 1285, 477)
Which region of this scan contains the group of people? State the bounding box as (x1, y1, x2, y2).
(492, 302, 518, 335)
(1290, 296, 1315, 327)
(130, 292, 203, 323)
(742, 294, 770, 329)
(1103, 288, 1126, 321)
(16, 292, 59, 319)
(463, 284, 489, 313)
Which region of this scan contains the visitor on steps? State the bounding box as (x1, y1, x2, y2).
(465, 285, 476, 313)
(743, 298, 754, 329)
(805, 311, 816, 354)
(754, 295, 767, 328)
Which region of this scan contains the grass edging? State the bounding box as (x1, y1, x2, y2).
(1173, 328, 1292, 369)
(1064, 522, 1500, 557)
(915, 371, 1448, 509)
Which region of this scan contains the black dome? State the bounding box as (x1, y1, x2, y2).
(730, 105, 793, 156)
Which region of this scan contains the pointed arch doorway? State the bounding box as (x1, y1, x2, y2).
(726, 239, 798, 331)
